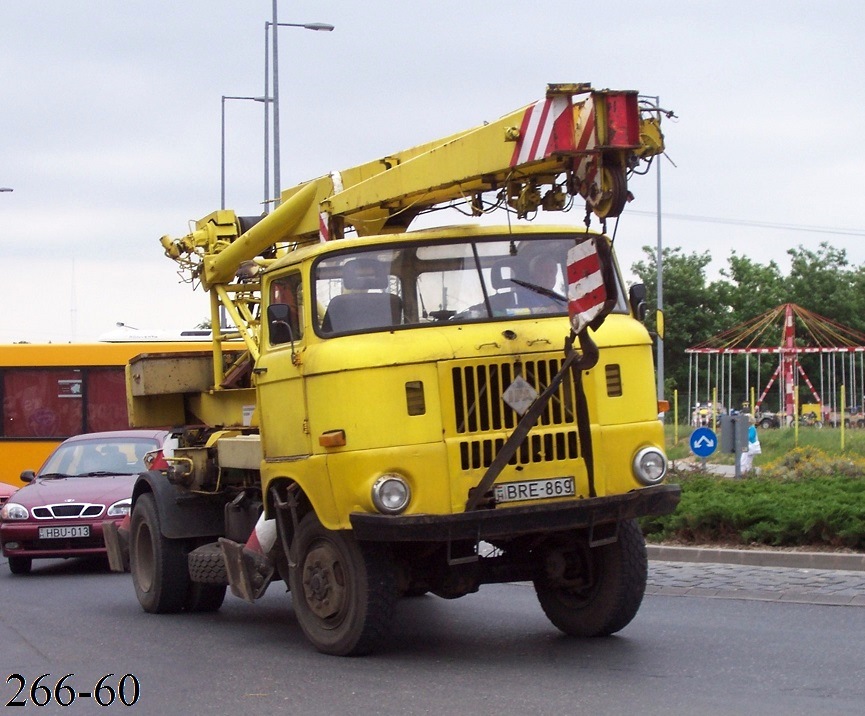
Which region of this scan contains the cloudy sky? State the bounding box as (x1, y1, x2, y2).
(2, 1, 864, 343)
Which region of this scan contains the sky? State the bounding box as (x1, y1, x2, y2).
(2, 1, 864, 343)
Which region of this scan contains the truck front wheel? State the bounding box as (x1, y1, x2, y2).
(533, 518, 647, 637)
(289, 512, 397, 656)
(129, 493, 190, 614)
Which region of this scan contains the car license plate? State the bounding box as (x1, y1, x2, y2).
(38, 525, 90, 539)
(494, 476, 575, 503)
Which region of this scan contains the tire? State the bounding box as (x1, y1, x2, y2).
(533, 519, 647, 638)
(8, 556, 32, 575)
(129, 493, 190, 614)
(185, 582, 227, 612)
(185, 542, 228, 612)
(759, 419, 772, 430)
(289, 512, 397, 656)
(188, 542, 228, 584)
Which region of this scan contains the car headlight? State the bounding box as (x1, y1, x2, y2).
(371, 474, 411, 515)
(632, 447, 667, 485)
(107, 498, 132, 518)
(0, 502, 29, 520)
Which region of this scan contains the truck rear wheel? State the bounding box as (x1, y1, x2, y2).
(129, 493, 190, 614)
(289, 512, 397, 656)
(533, 519, 647, 637)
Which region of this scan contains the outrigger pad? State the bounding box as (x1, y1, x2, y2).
(218, 538, 274, 603)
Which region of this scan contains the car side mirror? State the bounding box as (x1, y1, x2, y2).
(629, 283, 648, 322)
(267, 303, 295, 345)
(20, 470, 35, 483)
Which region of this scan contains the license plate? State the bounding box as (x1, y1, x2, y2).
(494, 476, 575, 503)
(38, 525, 91, 539)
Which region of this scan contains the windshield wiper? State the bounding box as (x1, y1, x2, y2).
(509, 278, 567, 302)
(75, 471, 127, 477)
(38, 472, 70, 480)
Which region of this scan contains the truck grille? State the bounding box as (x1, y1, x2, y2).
(451, 357, 579, 470)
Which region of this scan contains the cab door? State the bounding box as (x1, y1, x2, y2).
(255, 271, 311, 459)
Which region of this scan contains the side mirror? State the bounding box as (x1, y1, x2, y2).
(629, 283, 648, 322)
(20, 470, 35, 483)
(267, 304, 294, 345)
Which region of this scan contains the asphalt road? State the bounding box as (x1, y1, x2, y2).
(2, 555, 864, 715)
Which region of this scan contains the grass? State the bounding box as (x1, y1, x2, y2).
(647, 425, 865, 551)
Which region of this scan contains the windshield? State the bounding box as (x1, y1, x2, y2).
(39, 438, 161, 477)
(313, 234, 626, 336)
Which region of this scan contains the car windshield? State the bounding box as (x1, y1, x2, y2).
(39, 438, 160, 477)
(312, 234, 627, 337)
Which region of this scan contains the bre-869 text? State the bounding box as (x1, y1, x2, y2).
(5, 673, 140, 707)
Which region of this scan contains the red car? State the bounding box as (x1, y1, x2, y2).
(0, 430, 172, 575)
(0, 481, 18, 506)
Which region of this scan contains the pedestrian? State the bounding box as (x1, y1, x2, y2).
(739, 415, 761, 473)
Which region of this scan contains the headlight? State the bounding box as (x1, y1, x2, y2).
(633, 447, 667, 485)
(0, 503, 29, 520)
(371, 474, 411, 515)
(107, 498, 132, 518)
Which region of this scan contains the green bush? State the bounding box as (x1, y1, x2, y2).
(643, 465, 865, 550)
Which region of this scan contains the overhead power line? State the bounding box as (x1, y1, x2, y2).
(629, 210, 865, 237)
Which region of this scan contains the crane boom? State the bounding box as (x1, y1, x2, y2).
(159, 83, 665, 359)
(164, 84, 663, 286)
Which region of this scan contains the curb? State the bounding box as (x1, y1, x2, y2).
(647, 544, 865, 572)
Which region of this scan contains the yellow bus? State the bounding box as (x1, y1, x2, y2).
(0, 341, 211, 485)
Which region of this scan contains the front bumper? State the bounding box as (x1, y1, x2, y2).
(350, 483, 680, 542)
(0, 518, 118, 559)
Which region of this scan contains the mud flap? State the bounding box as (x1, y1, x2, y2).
(218, 537, 274, 603)
(103, 520, 129, 573)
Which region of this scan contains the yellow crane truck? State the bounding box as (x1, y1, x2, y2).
(105, 83, 680, 655)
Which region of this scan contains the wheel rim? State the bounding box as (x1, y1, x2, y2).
(133, 521, 154, 593)
(301, 541, 348, 622)
(542, 542, 601, 608)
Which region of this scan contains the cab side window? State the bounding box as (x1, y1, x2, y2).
(268, 273, 303, 345)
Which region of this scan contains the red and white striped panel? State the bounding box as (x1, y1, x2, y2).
(567, 238, 607, 333)
(509, 95, 576, 166)
(572, 95, 598, 182)
(319, 211, 330, 242)
(244, 514, 278, 557)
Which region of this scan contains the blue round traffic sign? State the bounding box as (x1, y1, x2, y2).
(689, 427, 718, 458)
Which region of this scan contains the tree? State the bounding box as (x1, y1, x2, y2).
(716, 252, 786, 326)
(787, 243, 865, 333)
(631, 246, 725, 394)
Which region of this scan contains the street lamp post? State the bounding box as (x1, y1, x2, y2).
(656, 112, 664, 401)
(269, 4, 334, 206)
(221, 95, 267, 209)
(640, 94, 665, 402)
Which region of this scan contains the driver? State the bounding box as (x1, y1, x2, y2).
(513, 255, 565, 311)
